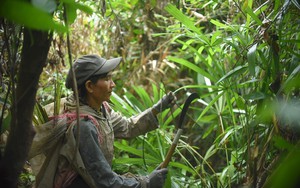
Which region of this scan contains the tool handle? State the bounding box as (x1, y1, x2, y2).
(160, 143, 176, 168)
(160, 129, 183, 168)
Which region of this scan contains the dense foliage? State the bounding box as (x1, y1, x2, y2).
(1, 0, 300, 187)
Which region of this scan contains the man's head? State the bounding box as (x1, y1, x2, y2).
(65, 54, 122, 90)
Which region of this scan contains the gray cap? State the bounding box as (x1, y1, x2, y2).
(65, 54, 122, 89)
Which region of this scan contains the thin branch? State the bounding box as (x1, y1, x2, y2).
(63, 3, 81, 163)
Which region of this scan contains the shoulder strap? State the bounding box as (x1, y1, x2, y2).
(102, 101, 111, 118)
(50, 113, 99, 126)
(62, 113, 103, 144)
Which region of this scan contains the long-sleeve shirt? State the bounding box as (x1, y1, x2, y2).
(54, 102, 159, 188)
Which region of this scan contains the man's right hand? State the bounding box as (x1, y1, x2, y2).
(148, 168, 168, 188)
(152, 91, 176, 115)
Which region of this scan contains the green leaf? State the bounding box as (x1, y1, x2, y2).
(152, 83, 159, 102)
(219, 128, 234, 146)
(196, 91, 224, 121)
(168, 56, 216, 82)
(204, 144, 217, 161)
(60, 0, 93, 14)
(60, 0, 93, 24)
(210, 19, 228, 28)
(164, 4, 202, 35)
(114, 157, 157, 165)
(32, 0, 57, 13)
(114, 141, 158, 161)
(245, 6, 263, 25)
(0, 0, 66, 32)
(175, 39, 206, 62)
(163, 105, 181, 126)
(64, 3, 77, 24)
(264, 145, 300, 188)
(278, 65, 300, 93)
(236, 79, 260, 88)
(199, 114, 218, 123)
(202, 123, 216, 139)
(132, 86, 153, 108)
(169, 161, 196, 174)
(273, 136, 295, 151)
(216, 65, 248, 84)
(244, 91, 266, 100)
(236, 96, 246, 110)
(111, 92, 136, 116)
(247, 43, 258, 76)
(174, 85, 219, 94)
(123, 91, 145, 113)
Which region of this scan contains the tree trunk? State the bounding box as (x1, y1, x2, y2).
(0, 29, 51, 188)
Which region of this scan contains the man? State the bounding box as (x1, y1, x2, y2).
(34, 54, 176, 188)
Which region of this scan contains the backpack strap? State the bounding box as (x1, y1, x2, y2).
(102, 101, 111, 118)
(50, 113, 103, 144)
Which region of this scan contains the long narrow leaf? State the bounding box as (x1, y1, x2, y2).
(132, 86, 153, 108)
(210, 19, 228, 28)
(245, 7, 263, 25)
(216, 65, 248, 85)
(164, 4, 202, 35)
(196, 91, 224, 122)
(111, 92, 136, 116)
(168, 56, 216, 82)
(278, 65, 300, 93)
(114, 141, 158, 161)
(247, 43, 258, 77)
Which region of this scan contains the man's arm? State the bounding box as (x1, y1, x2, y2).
(74, 121, 142, 188)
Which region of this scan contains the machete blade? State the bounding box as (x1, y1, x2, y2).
(178, 92, 199, 129)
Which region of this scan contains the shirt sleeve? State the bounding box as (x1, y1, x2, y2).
(73, 120, 142, 188)
(110, 108, 159, 139)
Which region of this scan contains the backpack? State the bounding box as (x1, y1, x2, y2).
(29, 112, 99, 178)
(30, 113, 98, 156)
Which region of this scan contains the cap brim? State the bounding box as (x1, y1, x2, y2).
(94, 57, 122, 75)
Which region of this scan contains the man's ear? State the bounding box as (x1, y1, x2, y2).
(85, 80, 94, 93)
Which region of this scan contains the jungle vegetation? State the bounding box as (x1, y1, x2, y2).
(0, 0, 300, 187)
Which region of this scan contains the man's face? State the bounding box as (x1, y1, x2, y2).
(87, 71, 115, 104)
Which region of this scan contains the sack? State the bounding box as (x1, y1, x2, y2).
(30, 113, 92, 156)
(29, 113, 99, 175)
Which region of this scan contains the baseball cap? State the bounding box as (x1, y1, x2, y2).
(65, 54, 122, 89)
